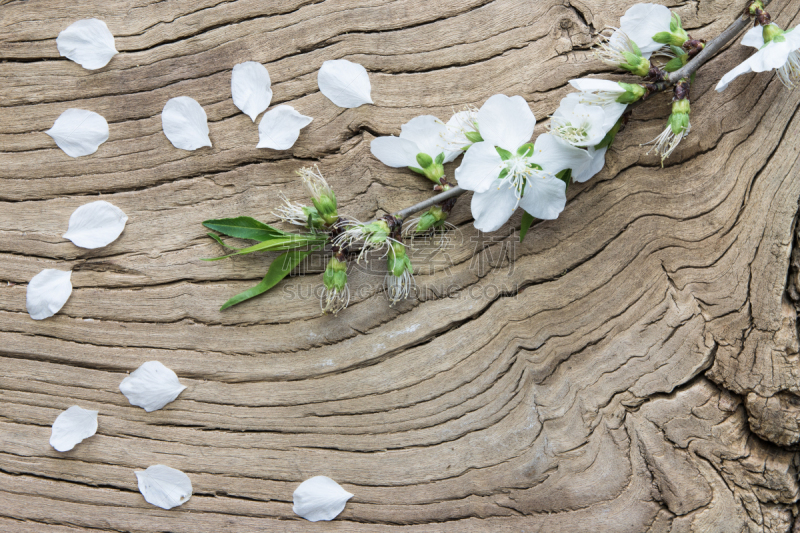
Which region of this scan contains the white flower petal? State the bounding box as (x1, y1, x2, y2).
(715, 59, 756, 91)
(742, 25, 765, 49)
(256, 105, 313, 150)
(318, 59, 373, 108)
(56, 19, 117, 70)
(119, 361, 187, 412)
(27, 269, 72, 320)
(531, 133, 593, 175)
(161, 97, 212, 151)
(293, 476, 353, 522)
(519, 173, 568, 221)
(573, 146, 608, 183)
(135, 465, 192, 510)
(50, 406, 98, 452)
(231, 61, 273, 122)
(619, 3, 673, 57)
(398, 115, 457, 162)
(454, 141, 504, 193)
(46, 109, 109, 158)
(370, 136, 420, 168)
(751, 41, 793, 71)
(477, 94, 535, 151)
(63, 201, 127, 249)
(601, 101, 628, 132)
(470, 185, 519, 233)
(569, 78, 625, 94)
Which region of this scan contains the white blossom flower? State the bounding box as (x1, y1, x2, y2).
(370, 115, 461, 182)
(716, 25, 800, 91)
(135, 465, 192, 510)
(550, 93, 625, 147)
(56, 19, 118, 70)
(63, 200, 127, 249)
(454, 94, 592, 232)
(27, 269, 72, 320)
(50, 405, 98, 452)
(46, 109, 109, 158)
(318, 59, 373, 108)
(293, 476, 353, 522)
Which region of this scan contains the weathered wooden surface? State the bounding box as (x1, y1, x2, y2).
(3, 0, 800, 531)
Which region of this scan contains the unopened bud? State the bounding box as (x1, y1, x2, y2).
(616, 82, 646, 104)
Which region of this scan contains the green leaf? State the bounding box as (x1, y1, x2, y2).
(498, 168, 510, 181)
(520, 211, 535, 242)
(203, 235, 326, 261)
(416, 153, 433, 168)
(556, 168, 572, 190)
(629, 39, 642, 57)
(670, 12, 681, 33)
(495, 147, 513, 160)
(465, 131, 484, 143)
(219, 244, 323, 310)
(203, 217, 288, 242)
(434, 152, 445, 165)
(408, 166, 427, 175)
(207, 232, 241, 250)
(517, 143, 534, 157)
(663, 56, 684, 72)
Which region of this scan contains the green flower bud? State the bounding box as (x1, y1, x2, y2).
(323, 256, 348, 291)
(653, 14, 688, 47)
(311, 191, 338, 226)
(668, 99, 691, 135)
(763, 23, 784, 43)
(616, 82, 646, 104)
(387, 242, 409, 277)
(749, 0, 765, 15)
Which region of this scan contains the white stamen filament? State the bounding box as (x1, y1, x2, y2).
(551, 118, 590, 145)
(272, 193, 308, 226)
(595, 30, 637, 67)
(320, 285, 350, 315)
(642, 122, 691, 164)
(500, 155, 551, 211)
(385, 269, 415, 305)
(778, 50, 800, 88)
(297, 164, 333, 201)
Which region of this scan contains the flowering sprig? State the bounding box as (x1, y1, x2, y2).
(203, 0, 783, 314)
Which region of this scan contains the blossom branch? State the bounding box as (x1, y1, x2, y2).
(668, 0, 772, 83)
(387, 2, 771, 221)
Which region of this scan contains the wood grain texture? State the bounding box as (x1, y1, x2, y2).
(2, 0, 800, 530)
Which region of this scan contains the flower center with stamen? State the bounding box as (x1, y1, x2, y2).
(554, 120, 590, 144)
(501, 155, 545, 207)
